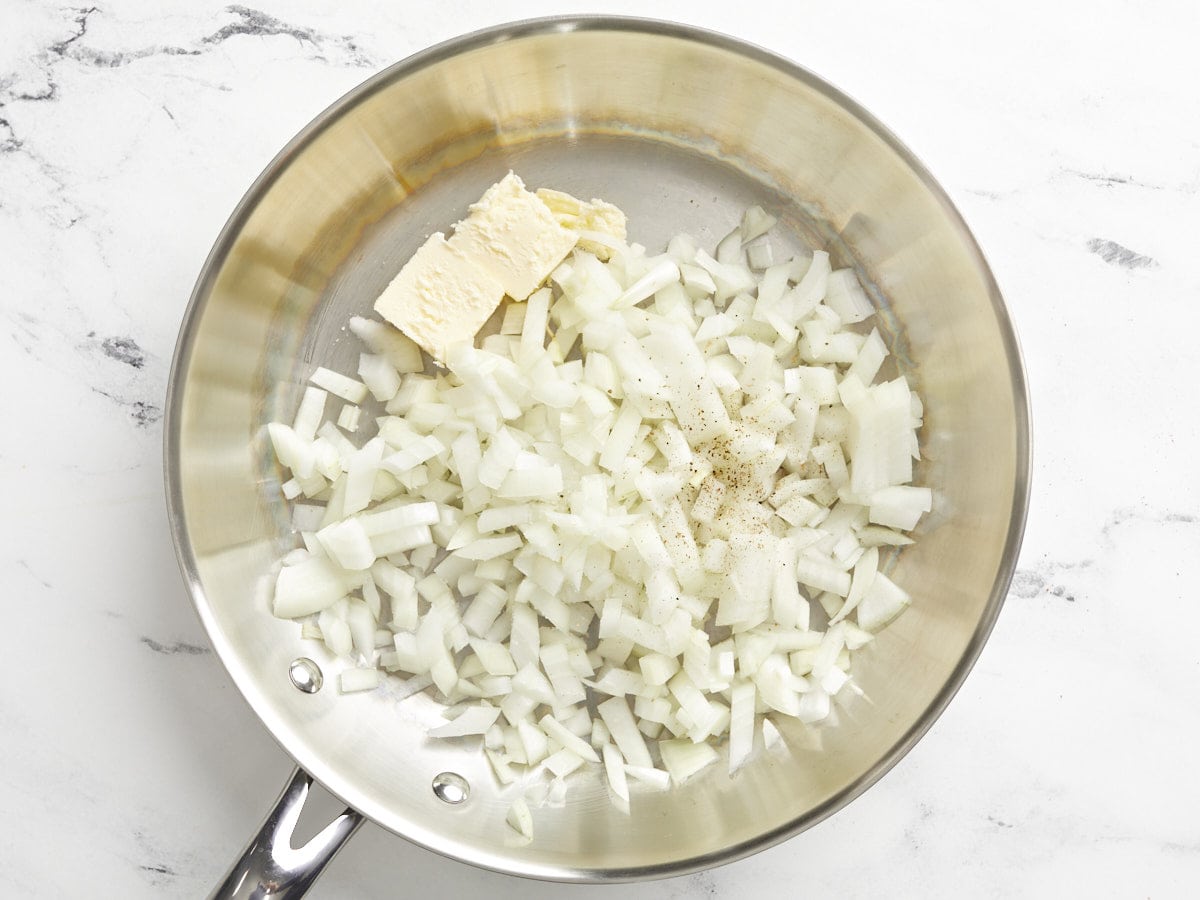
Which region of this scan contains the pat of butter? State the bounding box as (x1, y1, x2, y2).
(536, 188, 627, 260)
(374, 172, 578, 364)
(373, 232, 504, 366)
(456, 175, 579, 301)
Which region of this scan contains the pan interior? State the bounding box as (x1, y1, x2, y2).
(168, 21, 1027, 882)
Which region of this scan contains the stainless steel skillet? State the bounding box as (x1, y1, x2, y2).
(164, 16, 1031, 898)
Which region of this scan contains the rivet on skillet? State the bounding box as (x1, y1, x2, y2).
(432, 772, 470, 804)
(288, 658, 323, 693)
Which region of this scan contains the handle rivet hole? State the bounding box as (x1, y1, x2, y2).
(432, 772, 469, 804)
(289, 658, 323, 693)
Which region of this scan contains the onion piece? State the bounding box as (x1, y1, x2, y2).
(824, 268, 874, 323)
(659, 739, 719, 784)
(274, 556, 352, 618)
(612, 258, 681, 309)
(746, 243, 774, 270)
(343, 438, 384, 517)
(310, 367, 369, 404)
(762, 717, 786, 751)
(740, 206, 778, 243)
(427, 705, 501, 739)
(267, 423, 316, 479)
(597, 697, 653, 768)
(544, 747, 585, 778)
(868, 485, 933, 531)
(602, 742, 629, 802)
(506, 797, 533, 839)
(336, 404, 361, 433)
(340, 667, 382, 693)
(292, 386, 328, 441)
(349, 316, 424, 373)
(624, 765, 671, 792)
(856, 571, 912, 632)
(539, 714, 600, 763)
(316, 518, 375, 571)
(727, 680, 756, 774)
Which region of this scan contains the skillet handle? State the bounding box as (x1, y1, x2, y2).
(209, 767, 364, 899)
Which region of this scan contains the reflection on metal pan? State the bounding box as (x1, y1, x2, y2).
(165, 15, 1030, 896)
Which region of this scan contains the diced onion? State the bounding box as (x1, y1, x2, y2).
(506, 797, 533, 839)
(659, 738, 719, 784)
(339, 667, 382, 693)
(428, 705, 502, 738)
(264, 187, 928, 839)
(309, 366, 369, 404)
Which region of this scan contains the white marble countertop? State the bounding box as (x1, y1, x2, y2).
(3, 0, 1197, 896)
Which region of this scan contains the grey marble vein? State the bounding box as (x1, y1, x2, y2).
(1086, 238, 1157, 269)
(1103, 505, 1198, 533)
(140, 636, 211, 656)
(100, 335, 147, 369)
(1009, 558, 1091, 603)
(90, 386, 163, 427)
(2, 3, 374, 94)
(1012, 506, 1198, 608)
(687, 871, 720, 897)
(49, 5, 97, 57)
(202, 4, 373, 65)
(962, 187, 1007, 201)
(9, 311, 40, 354)
(70, 44, 203, 69)
(0, 116, 21, 154)
(55, 329, 169, 427)
(1059, 167, 1189, 193)
(1009, 568, 1050, 599)
(1068, 170, 1146, 188)
(968, 166, 1197, 207)
(131, 829, 196, 889)
(17, 559, 52, 589)
(138, 863, 178, 887)
(2, 7, 94, 106)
